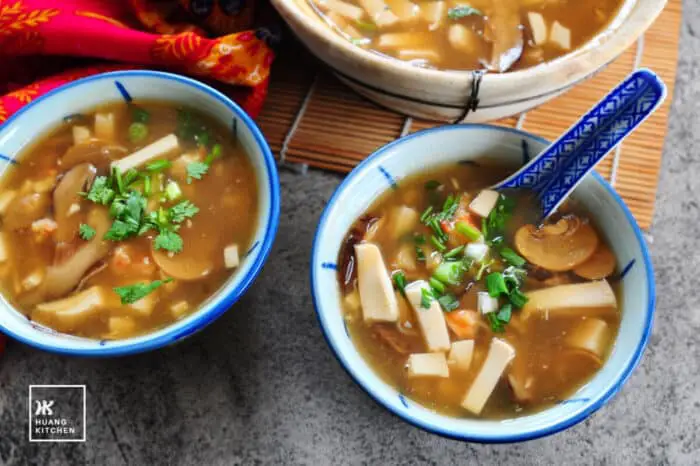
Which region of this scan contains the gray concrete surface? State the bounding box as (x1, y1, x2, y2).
(0, 6, 698, 465)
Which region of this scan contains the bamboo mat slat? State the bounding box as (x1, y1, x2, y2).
(258, 0, 682, 229)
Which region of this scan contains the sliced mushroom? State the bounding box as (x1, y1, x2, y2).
(61, 139, 127, 170)
(33, 286, 107, 332)
(514, 216, 599, 271)
(42, 207, 112, 299)
(486, 0, 524, 72)
(151, 247, 213, 281)
(573, 244, 616, 280)
(3, 192, 51, 230)
(54, 163, 96, 243)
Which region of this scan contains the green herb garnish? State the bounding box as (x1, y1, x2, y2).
(85, 176, 115, 205)
(447, 5, 483, 20)
(430, 235, 446, 252)
(355, 20, 377, 32)
(443, 245, 465, 260)
(146, 159, 172, 172)
(392, 271, 407, 296)
(78, 224, 96, 241)
(128, 122, 148, 143)
(113, 278, 172, 305)
(424, 180, 441, 190)
(486, 312, 505, 333)
(420, 288, 434, 309)
(433, 260, 466, 286)
(419, 206, 434, 224)
(203, 144, 223, 165)
(186, 161, 209, 184)
(500, 247, 526, 267)
(413, 233, 426, 245)
(437, 293, 460, 312)
(486, 272, 509, 297)
(456, 221, 481, 241)
(169, 200, 199, 223)
(131, 107, 150, 124)
(154, 229, 183, 253)
(415, 246, 426, 262)
(509, 288, 529, 308)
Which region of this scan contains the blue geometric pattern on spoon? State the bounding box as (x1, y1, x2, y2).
(493, 68, 667, 220)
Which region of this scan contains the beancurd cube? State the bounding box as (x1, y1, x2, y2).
(355, 243, 399, 323)
(357, 0, 399, 27)
(377, 32, 434, 50)
(106, 316, 137, 339)
(550, 21, 571, 50)
(72, 126, 91, 145)
(128, 293, 157, 316)
(448, 24, 481, 53)
(478, 292, 498, 315)
(407, 353, 449, 378)
(22, 269, 44, 291)
(94, 112, 115, 141)
(465, 242, 489, 262)
(0, 190, 16, 215)
(421, 1, 446, 30)
(448, 340, 475, 371)
(462, 338, 515, 414)
(170, 301, 190, 319)
(397, 49, 441, 62)
(469, 190, 499, 218)
(315, 0, 365, 22)
(566, 318, 610, 360)
(385, 0, 420, 23)
(224, 244, 240, 269)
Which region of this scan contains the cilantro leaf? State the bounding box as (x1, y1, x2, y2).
(186, 162, 209, 184)
(447, 5, 483, 19)
(420, 288, 434, 309)
(154, 229, 183, 253)
(104, 219, 134, 241)
(78, 224, 96, 241)
(113, 278, 172, 305)
(85, 176, 115, 205)
(169, 200, 199, 224)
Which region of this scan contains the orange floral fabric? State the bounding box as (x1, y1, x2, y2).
(0, 0, 274, 123)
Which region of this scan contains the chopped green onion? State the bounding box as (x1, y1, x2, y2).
(112, 166, 124, 195)
(486, 312, 505, 333)
(420, 288, 433, 309)
(392, 271, 407, 296)
(420, 206, 434, 224)
(424, 180, 441, 190)
(165, 180, 182, 201)
(437, 293, 460, 312)
(430, 235, 446, 252)
(497, 303, 512, 323)
(500, 247, 526, 267)
(443, 245, 465, 259)
(475, 260, 492, 280)
(355, 20, 377, 32)
(131, 107, 150, 123)
(146, 159, 172, 172)
(509, 288, 529, 308)
(429, 277, 446, 294)
(486, 272, 508, 297)
(433, 261, 464, 286)
(442, 194, 456, 212)
(415, 246, 426, 262)
(456, 221, 481, 241)
(123, 169, 139, 187)
(195, 130, 210, 147)
(413, 233, 426, 245)
(143, 174, 152, 196)
(128, 122, 148, 143)
(204, 144, 223, 165)
(447, 5, 483, 20)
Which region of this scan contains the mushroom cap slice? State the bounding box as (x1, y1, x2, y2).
(514, 217, 599, 272)
(53, 163, 97, 243)
(151, 248, 213, 281)
(573, 245, 616, 280)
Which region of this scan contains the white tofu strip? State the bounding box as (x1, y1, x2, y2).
(448, 24, 481, 53)
(316, 0, 365, 22)
(224, 244, 240, 269)
(0, 190, 16, 215)
(377, 32, 433, 50)
(521, 280, 617, 320)
(421, 1, 445, 30)
(566, 318, 610, 360)
(389, 205, 419, 240)
(397, 49, 441, 62)
(469, 189, 500, 218)
(550, 20, 571, 50)
(128, 293, 157, 316)
(461, 338, 515, 414)
(0, 232, 8, 263)
(478, 291, 499, 314)
(354, 243, 399, 323)
(357, 0, 399, 27)
(72, 126, 91, 145)
(527, 12, 547, 45)
(448, 340, 474, 371)
(407, 352, 450, 378)
(385, 0, 420, 22)
(94, 112, 115, 141)
(111, 134, 180, 173)
(405, 280, 451, 352)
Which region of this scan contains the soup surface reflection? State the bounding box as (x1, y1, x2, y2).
(337, 164, 620, 418)
(0, 102, 258, 340)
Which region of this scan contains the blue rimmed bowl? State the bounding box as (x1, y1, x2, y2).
(0, 70, 280, 356)
(311, 125, 654, 442)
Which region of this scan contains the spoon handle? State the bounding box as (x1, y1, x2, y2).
(494, 68, 666, 219)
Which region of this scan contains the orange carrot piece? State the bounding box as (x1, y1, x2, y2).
(445, 309, 480, 339)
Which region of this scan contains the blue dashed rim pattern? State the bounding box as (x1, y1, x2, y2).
(0, 70, 280, 356)
(310, 124, 655, 443)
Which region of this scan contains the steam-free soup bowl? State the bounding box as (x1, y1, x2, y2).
(311, 125, 654, 442)
(0, 70, 280, 356)
(273, 0, 666, 122)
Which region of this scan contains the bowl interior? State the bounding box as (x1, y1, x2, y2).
(311, 125, 653, 442)
(0, 71, 279, 356)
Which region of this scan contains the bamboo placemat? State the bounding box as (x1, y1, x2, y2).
(259, 0, 681, 229)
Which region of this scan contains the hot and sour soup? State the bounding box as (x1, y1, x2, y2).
(338, 164, 620, 418)
(310, 0, 625, 71)
(0, 102, 258, 340)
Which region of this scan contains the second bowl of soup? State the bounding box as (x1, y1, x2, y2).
(311, 125, 654, 441)
(0, 71, 280, 356)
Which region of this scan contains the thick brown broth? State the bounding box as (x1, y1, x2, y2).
(338, 164, 620, 419)
(310, 0, 625, 71)
(0, 102, 258, 339)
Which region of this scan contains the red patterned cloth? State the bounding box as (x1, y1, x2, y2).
(0, 0, 274, 122)
(0, 0, 275, 353)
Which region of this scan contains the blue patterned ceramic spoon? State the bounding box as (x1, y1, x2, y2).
(493, 68, 666, 220)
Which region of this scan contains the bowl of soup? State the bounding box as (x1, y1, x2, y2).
(311, 125, 654, 441)
(0, 70, 280, 356)
(272, 0, 666, 121)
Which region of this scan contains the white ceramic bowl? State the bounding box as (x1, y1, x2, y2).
(311, 125, 654, 442)
(273, 0, 666, 122)
(0, 71, 280, 356)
